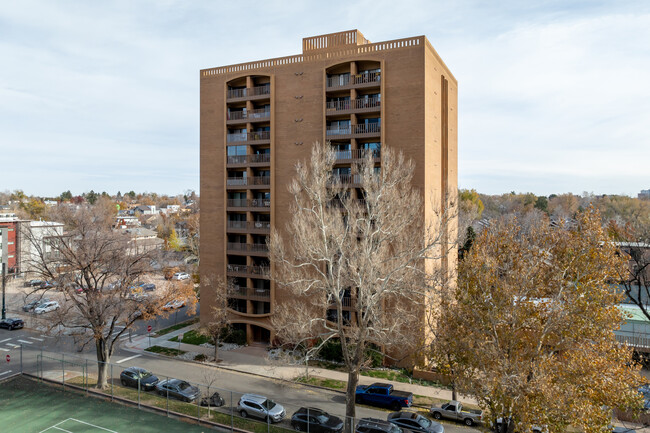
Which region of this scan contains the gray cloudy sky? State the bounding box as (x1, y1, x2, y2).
(1, 0, 648, 197)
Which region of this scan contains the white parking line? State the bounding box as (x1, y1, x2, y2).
(0, 370, 12, 377)
(0, 348, 9, 352)
(115, 354, 141, 364)
(29, 337, 44, 342)
(0, 338, 11, 344)
(17, 339, 33, 344)
(6, 343, 19, 348)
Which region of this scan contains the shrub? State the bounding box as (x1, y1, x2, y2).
(222, 328, 247, 346)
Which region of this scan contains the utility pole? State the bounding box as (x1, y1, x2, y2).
(2, 262, 6, 320)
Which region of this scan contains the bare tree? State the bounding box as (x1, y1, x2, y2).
(618, 225, 650, 320)
(200, 274, 231, 362)
(24, 205, 196, 388)
(268, 143, 454, 432)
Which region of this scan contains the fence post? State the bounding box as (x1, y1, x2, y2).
(85, 359, 89, 395)
(111, 363, 114, 401)
(307, 407, 310, 433)
(62, 355, 65, 392)
(40, 346, 43, 381)
(267, 403, 270, 433)
(138, 376, 141, 409)
(20, 344, 23, 374)
(166, 376, 169, 417)
(197, 382, 200, 424)
(231, 390, 234, 432)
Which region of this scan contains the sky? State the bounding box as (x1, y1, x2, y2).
(1, 0, 649, 197)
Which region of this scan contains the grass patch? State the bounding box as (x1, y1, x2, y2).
(153, 318, 199, 337)
(66, 375, 295, 433)
(169, 329, 211, 345)
(295, 375, 346, 390)
(145, 345, 186, 356)
(360, 368, 450, 389)
(194, 354, 207, 362)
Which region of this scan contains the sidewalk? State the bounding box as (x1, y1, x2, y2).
(122, 323, 476, 405)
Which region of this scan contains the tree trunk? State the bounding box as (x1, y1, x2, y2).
(95, 338, 109, 389)
(451, 381, 458, 401)
(344, 368, 359, 433)
(214, 336, 219, 362)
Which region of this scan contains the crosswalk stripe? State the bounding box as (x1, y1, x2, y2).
(0, 338, 11, 344)
(17, 340, 33, 345)
(6, 343, 19, 348)
(0, 348, 9, 352)
(29, 337, 44, 342)
(0, 370, 12, 376)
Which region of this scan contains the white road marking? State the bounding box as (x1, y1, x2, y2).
(0, 370, 12, 377)
(6, 343, 19, 348)
(115, 354, 141, 364)
(0, 348, 9, 352)
(0, 338, 11, 344)
(29, 336, 44, 341)
(17, 339, 33, 344)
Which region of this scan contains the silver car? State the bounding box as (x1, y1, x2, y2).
(238, 393, 286, 423)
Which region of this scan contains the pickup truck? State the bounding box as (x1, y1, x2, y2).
(355, 383, 413, 411)
(430, 401, 483, 426)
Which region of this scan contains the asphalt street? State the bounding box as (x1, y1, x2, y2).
(0, 321, 478, 433)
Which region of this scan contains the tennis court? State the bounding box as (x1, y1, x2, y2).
(0, 375, 214, 433)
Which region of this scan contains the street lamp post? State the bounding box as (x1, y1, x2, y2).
(2, 262, 7, 320)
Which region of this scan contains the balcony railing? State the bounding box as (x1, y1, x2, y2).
(329, 174, 362, 185)
(226, 153, 271, 165)
(326, 72, 381, 89)
(227, 108, 270, 121)
(329, 296, 353, 307)
(334, 148, 381, 161)
(227, 199, 271, 208)
(326, 97, 380, 111)
(328, 199, 367, 209)
(227, 131, 271, 143)
(227, 221, 271, 231)
(229, 286, 271, 300)
(226, 264, 269, 277)
(227, 242, 269, 253)
(227, 85, 271, 99)
(326, 123, 381, 137)
(226, 176, 270, 186)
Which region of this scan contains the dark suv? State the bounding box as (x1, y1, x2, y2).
(356, 418, 411, 433)
(119, 367, 159, 391)
(291, 407, 344, 433)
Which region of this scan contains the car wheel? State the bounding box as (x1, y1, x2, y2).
(121, 379, 128, 386)
(294, 423, 303, 431)
(433, 412, 442, 420)
(464, 419, 474, 426)
(240, 410, 248, 418)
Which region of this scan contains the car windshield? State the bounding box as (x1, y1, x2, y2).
(417, 416, 431, 428)
(138, 371, 152, 379)
(178, 382, 192, 390)
(316, 414, 329, 423)
(263, 399, 277, 410)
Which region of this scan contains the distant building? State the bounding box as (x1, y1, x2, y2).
(0, 213, 19, 274)
(160, 204, 181, 215)
(117, 227, 164, 253)
(639, 189, 650, 200)
(18, 220, 65, 277)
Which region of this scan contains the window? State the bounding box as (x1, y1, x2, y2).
(228, 146, 247, 156)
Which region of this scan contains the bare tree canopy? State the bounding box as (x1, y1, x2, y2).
(435, 208, 644, 433)
(24, 204, 196, 388)
(269, 143, 454, 432)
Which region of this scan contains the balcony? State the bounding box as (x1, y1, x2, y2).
(227, 85, 271, 101)
(326, 97, 380, 114)
(226, 198, 271, 209)
(328, 198, 367, 209)
(226, 153, 271, 167)
(227, 221, 271, 233)
(228, 286, 271, 301)
(226, 264, 270, 279)
(227, 242, 269, 255)
(226, 176, 270, 189)
(326, 123, 380, 139)
(227, 108, 270, 124)
(326, 72, 380, 90)
(329, 296, 353, 308)
(227, 130, 271, 144)
(334, 148, 381, 162)
(329, 174, 362, 187)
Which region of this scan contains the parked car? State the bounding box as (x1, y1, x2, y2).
(200, 392, 226, 407)
(0, 318, 25, 330)
(155, 379, 200, 402)
(162, 299, 186, 310)
(388, 412, 444, 433)
(355, 383, 413, 411)
(24, 279, 44, 287)
(23, 298, 51, 312)
(142, 283, 156, 292)
(495, 418, 546, 433)
(291, 407, 343, 433)
(120, 367, 159, 391)
(430, 401, 483, 426)
(172, 272, 190, 281)
(238, 393, 286, 423)
(34, 301, 60, 314)
(356, 418, 410, 433)
(41, 281, 57, 289)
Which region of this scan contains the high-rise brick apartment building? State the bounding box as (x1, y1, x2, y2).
(200, 30, 457, 346)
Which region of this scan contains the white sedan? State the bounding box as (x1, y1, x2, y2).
(34, 301, 60, 314)
(172, 272, 190, 280)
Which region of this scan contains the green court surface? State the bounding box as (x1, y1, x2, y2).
(0, 375, 214, 433)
